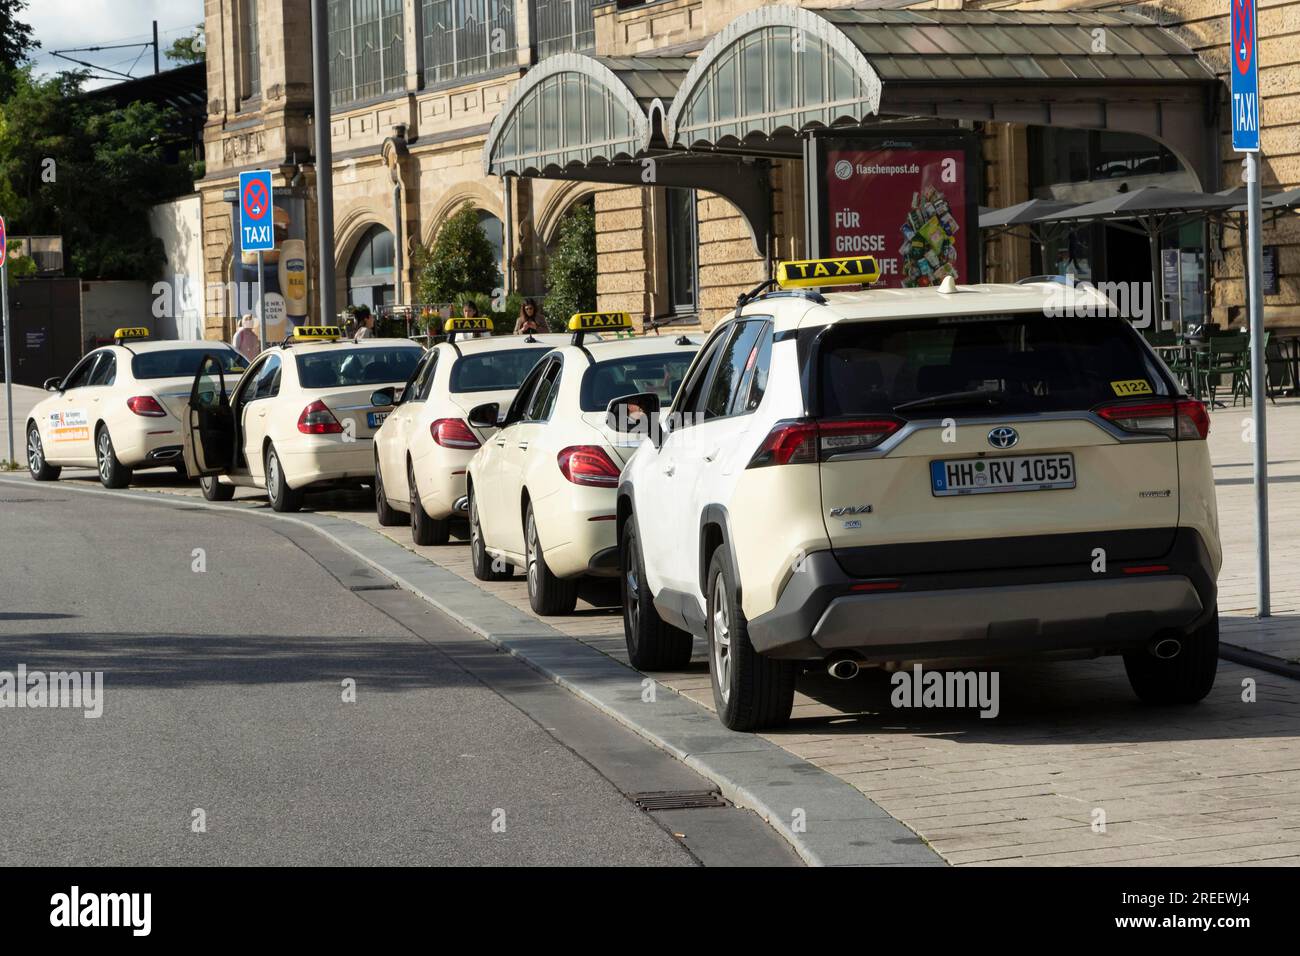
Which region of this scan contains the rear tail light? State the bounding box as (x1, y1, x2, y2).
(557, 445, 621, 487)
(430, 418, 481, 449)
(126, 396, 166, 417)
(1097, 399, 1209, 440)
(297, 400, 343, 434)
(748, 417, 902, 468)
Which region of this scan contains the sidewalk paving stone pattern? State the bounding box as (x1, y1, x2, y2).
(38, 396, 1300, 866)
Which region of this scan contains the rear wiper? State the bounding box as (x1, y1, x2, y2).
(894, 390, 1006, 412)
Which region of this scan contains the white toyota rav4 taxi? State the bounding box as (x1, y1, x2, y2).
(26, 328, 245, 487)
(614, 257, 1221, 731)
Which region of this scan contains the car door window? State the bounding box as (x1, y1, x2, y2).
(702, 320, 766, 420)
(504, 359, 549, 426)
(671, 327, 734, 428)
(252, 355, 282, 400)
(728, 321, 773, 416)
(87, 352, 117, 387)
(524, 359, 561, 422)
(410, 351, 439, 402)
(61, 354, 100, 391)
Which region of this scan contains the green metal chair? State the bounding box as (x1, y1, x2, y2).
(1198, 334, 1252, 407)
(1166, 347, 1200, 399)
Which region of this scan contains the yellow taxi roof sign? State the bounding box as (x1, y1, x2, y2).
(775, 256, 881, 289)
(568, 311, 632, 332)
(292, 325, 342, 341)
(445, 316, 493, 333)
(113, 327, 151, 342)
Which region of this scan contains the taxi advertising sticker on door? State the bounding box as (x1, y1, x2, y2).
(815, 131, 979, 289)
(48, 409, 89, 443)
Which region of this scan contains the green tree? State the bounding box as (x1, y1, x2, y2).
(542, 202, 597, 332)
(0, 0, 37, 100)
(414, 202, 500, 304)
(166, 27, 206, 65)
(0, 69, 191, 280)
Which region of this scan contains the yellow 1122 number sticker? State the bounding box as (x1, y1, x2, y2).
(1110, 379, 1153, 397)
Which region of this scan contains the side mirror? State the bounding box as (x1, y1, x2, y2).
(370, 386, 396, 407)
(605, 391, 660, 434)
(43, 377, 62, 392)
(467, 401, 500, 429)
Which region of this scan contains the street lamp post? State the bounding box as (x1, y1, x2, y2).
(311, 0, 336, 327)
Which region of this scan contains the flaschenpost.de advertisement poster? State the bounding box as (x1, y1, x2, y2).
(816, 131, 979, 289)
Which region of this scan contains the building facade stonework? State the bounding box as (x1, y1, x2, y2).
(197, 0, 1300, 343)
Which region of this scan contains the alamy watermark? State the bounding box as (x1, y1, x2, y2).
(0, 665, 104, 718)
(890, 664, 1000, 719)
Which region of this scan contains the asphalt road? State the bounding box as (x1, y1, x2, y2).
(0, 485, 794, 866)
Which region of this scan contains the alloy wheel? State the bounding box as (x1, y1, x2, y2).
(711, 570, 732, 703)
(97, 432, 111, 482)
(27, 430, 41, 472)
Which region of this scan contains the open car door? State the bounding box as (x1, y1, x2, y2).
(182, 355, 236, 478)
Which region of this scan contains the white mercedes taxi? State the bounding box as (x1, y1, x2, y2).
(26, 328, 246, 487)
(372, 315, 570, 545)
(465, 312, 700, 615)
(182, 326, 423, 511)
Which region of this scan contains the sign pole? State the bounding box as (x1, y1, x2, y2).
(1246, 152, 1269, 617)
(1231, 0, 1268, 617)
(2, 259, 12, 466)
(257, 250, 267, 349)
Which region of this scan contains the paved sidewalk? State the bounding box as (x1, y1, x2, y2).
(1207, 397, 1300, 664)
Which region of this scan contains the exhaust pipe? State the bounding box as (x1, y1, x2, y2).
(1150, 637, 1182, 660)
(452, 495, 469, 514)
(827, 657, 861, 680)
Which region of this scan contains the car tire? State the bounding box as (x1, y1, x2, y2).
(95, 426, 132, 489)
(199, 474, 235, 501)
(26, 424, 60, 481)
(706, 544, 796, 731)
(1124, 609, 1219, 705)
(265, 444, 303, 513)
(468, 485, 511, 581)
(373, 455, 403, 527)
(409, 459, 449, 545)
(525, 502, 578, 615)
(621, 516, 692, 670)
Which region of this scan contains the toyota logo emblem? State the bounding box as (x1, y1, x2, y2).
(988, 426, 1018, 449)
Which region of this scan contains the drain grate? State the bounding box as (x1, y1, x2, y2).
(632, 789, 728, 812)
(0, 497, 64, 504)
(348, 583, 400, 592)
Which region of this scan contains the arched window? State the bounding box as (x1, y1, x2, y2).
(347, 224, 396, 312)
(477, 210, 504, 286)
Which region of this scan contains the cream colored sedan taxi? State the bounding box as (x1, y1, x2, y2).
(464, 313, 700, 615)
(26, 328, 246, 488)
(182, 326, 423, 511)
(372, 316, 570, 545)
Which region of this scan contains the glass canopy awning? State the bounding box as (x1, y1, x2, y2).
(482, 4, 1222, 257)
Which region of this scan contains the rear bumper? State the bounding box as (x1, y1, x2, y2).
(113, 423, 184, 468)
(279, 437, 374, 489)
(747, 528, 1217, 661)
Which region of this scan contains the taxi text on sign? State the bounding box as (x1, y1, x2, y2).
(1231, 0, 1261, 152)
(239, 170, 275, 252)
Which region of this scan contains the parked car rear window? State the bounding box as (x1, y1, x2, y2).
(295, 347, 421, 389)
(817, 314, 1169, 418)
(449, 348, 550, 393)
(132, 349, 245, 380)
(580, 352, 698, 412)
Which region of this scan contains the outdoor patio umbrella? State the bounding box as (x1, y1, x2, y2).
(1033, 187, 1242, 331)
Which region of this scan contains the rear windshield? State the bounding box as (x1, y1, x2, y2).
(580, 352, 697, 412)
(132, 349, 245, 380)
(295, 347, 421, 389)
(817, 315, 1169, 418)
(449, 348, 549, 393)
